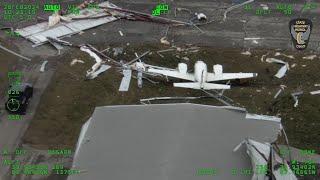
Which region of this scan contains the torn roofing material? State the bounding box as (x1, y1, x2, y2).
(69, 103, 282, 180)
(15, 2, 118, 46)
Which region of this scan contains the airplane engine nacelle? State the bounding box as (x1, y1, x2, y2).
(213, 64, 223, 75)
(178, 63, 188, 73)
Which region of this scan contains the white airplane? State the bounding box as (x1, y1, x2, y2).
(146, 61, 257, 90)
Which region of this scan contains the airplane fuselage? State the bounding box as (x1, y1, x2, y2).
(194, 61, 207, 87)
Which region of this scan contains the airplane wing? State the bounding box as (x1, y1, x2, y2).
(207, 73, 257, 82)
(147, 68, 195, 81)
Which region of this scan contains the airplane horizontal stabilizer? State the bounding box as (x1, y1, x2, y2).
(173, 82, 230, 90)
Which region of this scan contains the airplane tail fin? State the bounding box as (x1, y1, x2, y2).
(173, 82, 230, 90)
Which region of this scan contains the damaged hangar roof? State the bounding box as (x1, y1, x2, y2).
(69, 103, 282, 180)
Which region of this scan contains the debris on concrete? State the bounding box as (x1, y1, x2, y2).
(70, 59, 85, 66)
(0, 44, 31, 61)
(265, 58, 289, 78)
(119, 30, 124, 36)
(223, 0, 254, 21)
(302, 55, 317, 60)
(310, 90, 320, 95)
(274, 85, 286, 99)
(160, 37, 170, 45)
(291, 91, 303, 108)
(241, 51, 251, 56)
(112, 47, 124, 56)
(274, 52, 294, 59)
(40, 61, 48, 72)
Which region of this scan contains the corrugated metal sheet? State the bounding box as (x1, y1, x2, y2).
(15, 2, 118, 46)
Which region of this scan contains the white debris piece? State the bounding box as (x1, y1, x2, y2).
(291, 91, 303, 108)
(119, 30, 124, 36)
(266, 58, 289, 78)
(244, 37, 263, 40)
(241, 51, 251, 56)
(302, 55, 317, 60)
(160, 37, 170, 45)
(291, 63, 297, 68)
(274, 85, 286, 99)
(260, 4, 269, 10)
(195, 13, 207, 20)
(80, 46, 106, 79)
(48, 12, 61, 27)
(310, 90, 320, 95)
(314, 84, 320, 87)
(274, 52, 294, 59)
(70, 59, 85, 66)
(252, 40, 258, 44)
(119, 69, 132, 91)
(87, 64, 111, 79)
(40, 60, 48, 72)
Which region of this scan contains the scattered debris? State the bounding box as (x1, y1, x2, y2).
(314, 84, 320, 87)
(256, 89, 262, 93)
(0, 44, 31, 61)
(140, 96, 209, 104)
(274, 52, 294, 59)
(302, 55, 317, 60)
(160, 37, 170, 45)
(291, 63, 297, 68)
(310, 90, 320, 95)
(274, 85, 286, 99)
(301, 64, 307, 67)
(88, 64, 111, 79)
(70, 59, 85, 66)
(265, 58, 289, 78)
(234, 139, 297, 180)
(16, 1, 119, 46)
(92, 32, 96, 35)
(291, 91, 303, 108)
(241, 51, 251, 56)
(119, 30, 124, 36)
(80, 46, 109, 79)
(47, 37, 73, 46)
(40, 60, 48, 72)
(223, 0, 254, 21)
(112, 47, 124, 56)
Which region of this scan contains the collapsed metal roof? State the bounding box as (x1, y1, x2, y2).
(15, 2, 118, 46)
(69, 103, 282, 180)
